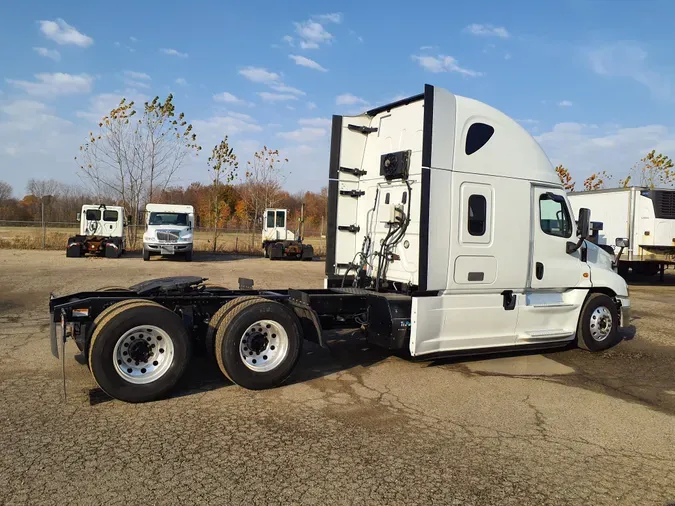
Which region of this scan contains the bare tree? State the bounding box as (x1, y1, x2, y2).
(26, 178, 61, 199)
(239, 146, 288, 244)
(0, 181, 12, 202)
(207, 137, 238, 252)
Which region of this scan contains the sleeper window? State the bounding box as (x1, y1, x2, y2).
(465, 123, 495, 155)
(539, 194, 572, 238)
(468, 195, 487, 236)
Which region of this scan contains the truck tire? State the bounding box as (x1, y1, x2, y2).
(263, 243, 269, 258)
(143, 248, 150, 261)
(215, 299, 302, 389)
(66, 237, 82, 258)
(576, 293, 620, 352)
(204, 296, 265, 364)
(269, 243, 283, 261)
(88, 303, 191, 403)
(184, 250, 193, 262)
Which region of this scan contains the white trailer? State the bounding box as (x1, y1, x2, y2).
(50, 84, 633, 403)
(142, 204, 195, 261)
(568, 187, 675, 277)
(66, 204, 127, 258)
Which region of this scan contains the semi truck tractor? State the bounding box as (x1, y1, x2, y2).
(50, 84, 633, 403)
(262, 205, 314, 260)
(66, 204, 126, 258)
(142, 203, 195, 261)
(568, 187, 675, 278)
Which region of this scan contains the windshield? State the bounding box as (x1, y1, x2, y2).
(148, 212, 188, 226)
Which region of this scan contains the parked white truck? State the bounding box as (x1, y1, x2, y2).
(568, 187, 675, 278)
(66, 204, 126, 258)
(50, 84, 633, 403)
(142, 203, 195, 261)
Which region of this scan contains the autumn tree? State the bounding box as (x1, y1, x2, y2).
(76, 94, 200, 247)
(583, 170, 612, 191)
(207, 137, 238, 251)
(0, 181, 12, 202)
(239, 146, 288, 244)
(555, 165, 575, 191)
(628, 150, 675, 189)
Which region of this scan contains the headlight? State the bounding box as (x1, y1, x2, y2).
(180, 234, 193, 242)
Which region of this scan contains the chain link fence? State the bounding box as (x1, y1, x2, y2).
(0, 220, 326, 256)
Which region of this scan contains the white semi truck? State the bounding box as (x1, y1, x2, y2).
(568, 187, 675, 278)
(66, 204, 127, 258)
(262, 206, 314, 260)
(142, 203, 195, 261)
(50, 84, 633, 403)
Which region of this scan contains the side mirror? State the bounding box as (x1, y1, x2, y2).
(76, 212, 81, 221)
(577, 208, 591, 238)
(615, 237, 630, 248)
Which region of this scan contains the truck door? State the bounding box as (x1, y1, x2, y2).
(530, 187, 588, 289)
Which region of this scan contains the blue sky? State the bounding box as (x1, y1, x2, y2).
(1, 0, 675, 197)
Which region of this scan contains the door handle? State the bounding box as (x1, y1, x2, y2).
(536, 262, 544, 280)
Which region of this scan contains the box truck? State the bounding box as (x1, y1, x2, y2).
(50, 84, 632, 403)
(142, 204, 195, 261)
(568, 187, 675, 278)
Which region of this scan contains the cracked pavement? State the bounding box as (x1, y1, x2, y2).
(0, 250, 674, 505)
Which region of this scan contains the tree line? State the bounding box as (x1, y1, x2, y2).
(555, 150, 674, 191)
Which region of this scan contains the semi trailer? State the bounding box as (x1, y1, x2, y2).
(568, 187, 675, 278)
(50, 84, 633, 403)
(66, 204, 127, 258)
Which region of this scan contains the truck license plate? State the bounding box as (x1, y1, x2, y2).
(160, 246, 175, 254)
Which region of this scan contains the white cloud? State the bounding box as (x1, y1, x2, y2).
(307, 101, 317, 110)
(411, 55, 483, 77)
(239, 66, 280, 84)
(336, 93, 368, 106)
(39, 18, 93, 47)
(558, 100, 573, 107)
(586, 41, 673, 101)
(270, 84, 305, 96)
(175, 77, 187, 86)
(504, 53, 512, 60)
(463, 24, 510, 39)
(33, 47, 60, 61)
(76, 91, 149, 123)
(124, 80, 150, 89)
(228, 111, 253, 121)
(282, 35, 294, 46)
(257, 92, 298, 103)
(298, 117, 331, 128)
(289, 54, 328, 72)
(277, 127, 327, 142)
(124, 71, 150, 80)
(294, 19, 333, 48)
(312, 13, 343, 24)
(536, 122, 675, 183)
(6, 73, 93, 97)
(517, 119, 539, 125)
(129, 36, 138, 42)
(161, 48, 188, 58)
(212, 91, 250, 106)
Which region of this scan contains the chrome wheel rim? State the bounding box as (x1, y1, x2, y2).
(239, 320, 289, 372)
(113, 325, 174, 384)
(590, 306, 613, 341)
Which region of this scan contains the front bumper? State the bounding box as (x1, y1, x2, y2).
(144, 242, 193, 255)
(617, 296, 631, 328)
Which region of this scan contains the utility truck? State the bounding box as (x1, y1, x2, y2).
(142, 204, 195, 262)
(262, 204, 314, 260)
(49, 85, 633, 404)
(568, 187, 675, 278)
(66, 204, 126, 258)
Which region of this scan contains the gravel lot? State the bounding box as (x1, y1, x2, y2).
(0, 250, 673, 505)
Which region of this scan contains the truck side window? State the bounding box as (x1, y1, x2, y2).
(465, 123, 495, 155)
(103, 210, 118, 222)
(468, 195, 487, 236)
(539, 195, 572, 238)
(266, 211, 275, 228)
(276, 211, 285, 228)
(85, 209, 101, 220)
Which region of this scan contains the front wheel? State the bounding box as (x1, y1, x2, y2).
(88, 304, 191, 402)
(576, 293, 620, 352)
(143, 249, 150, 261)
(184, 250, 193, 262)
